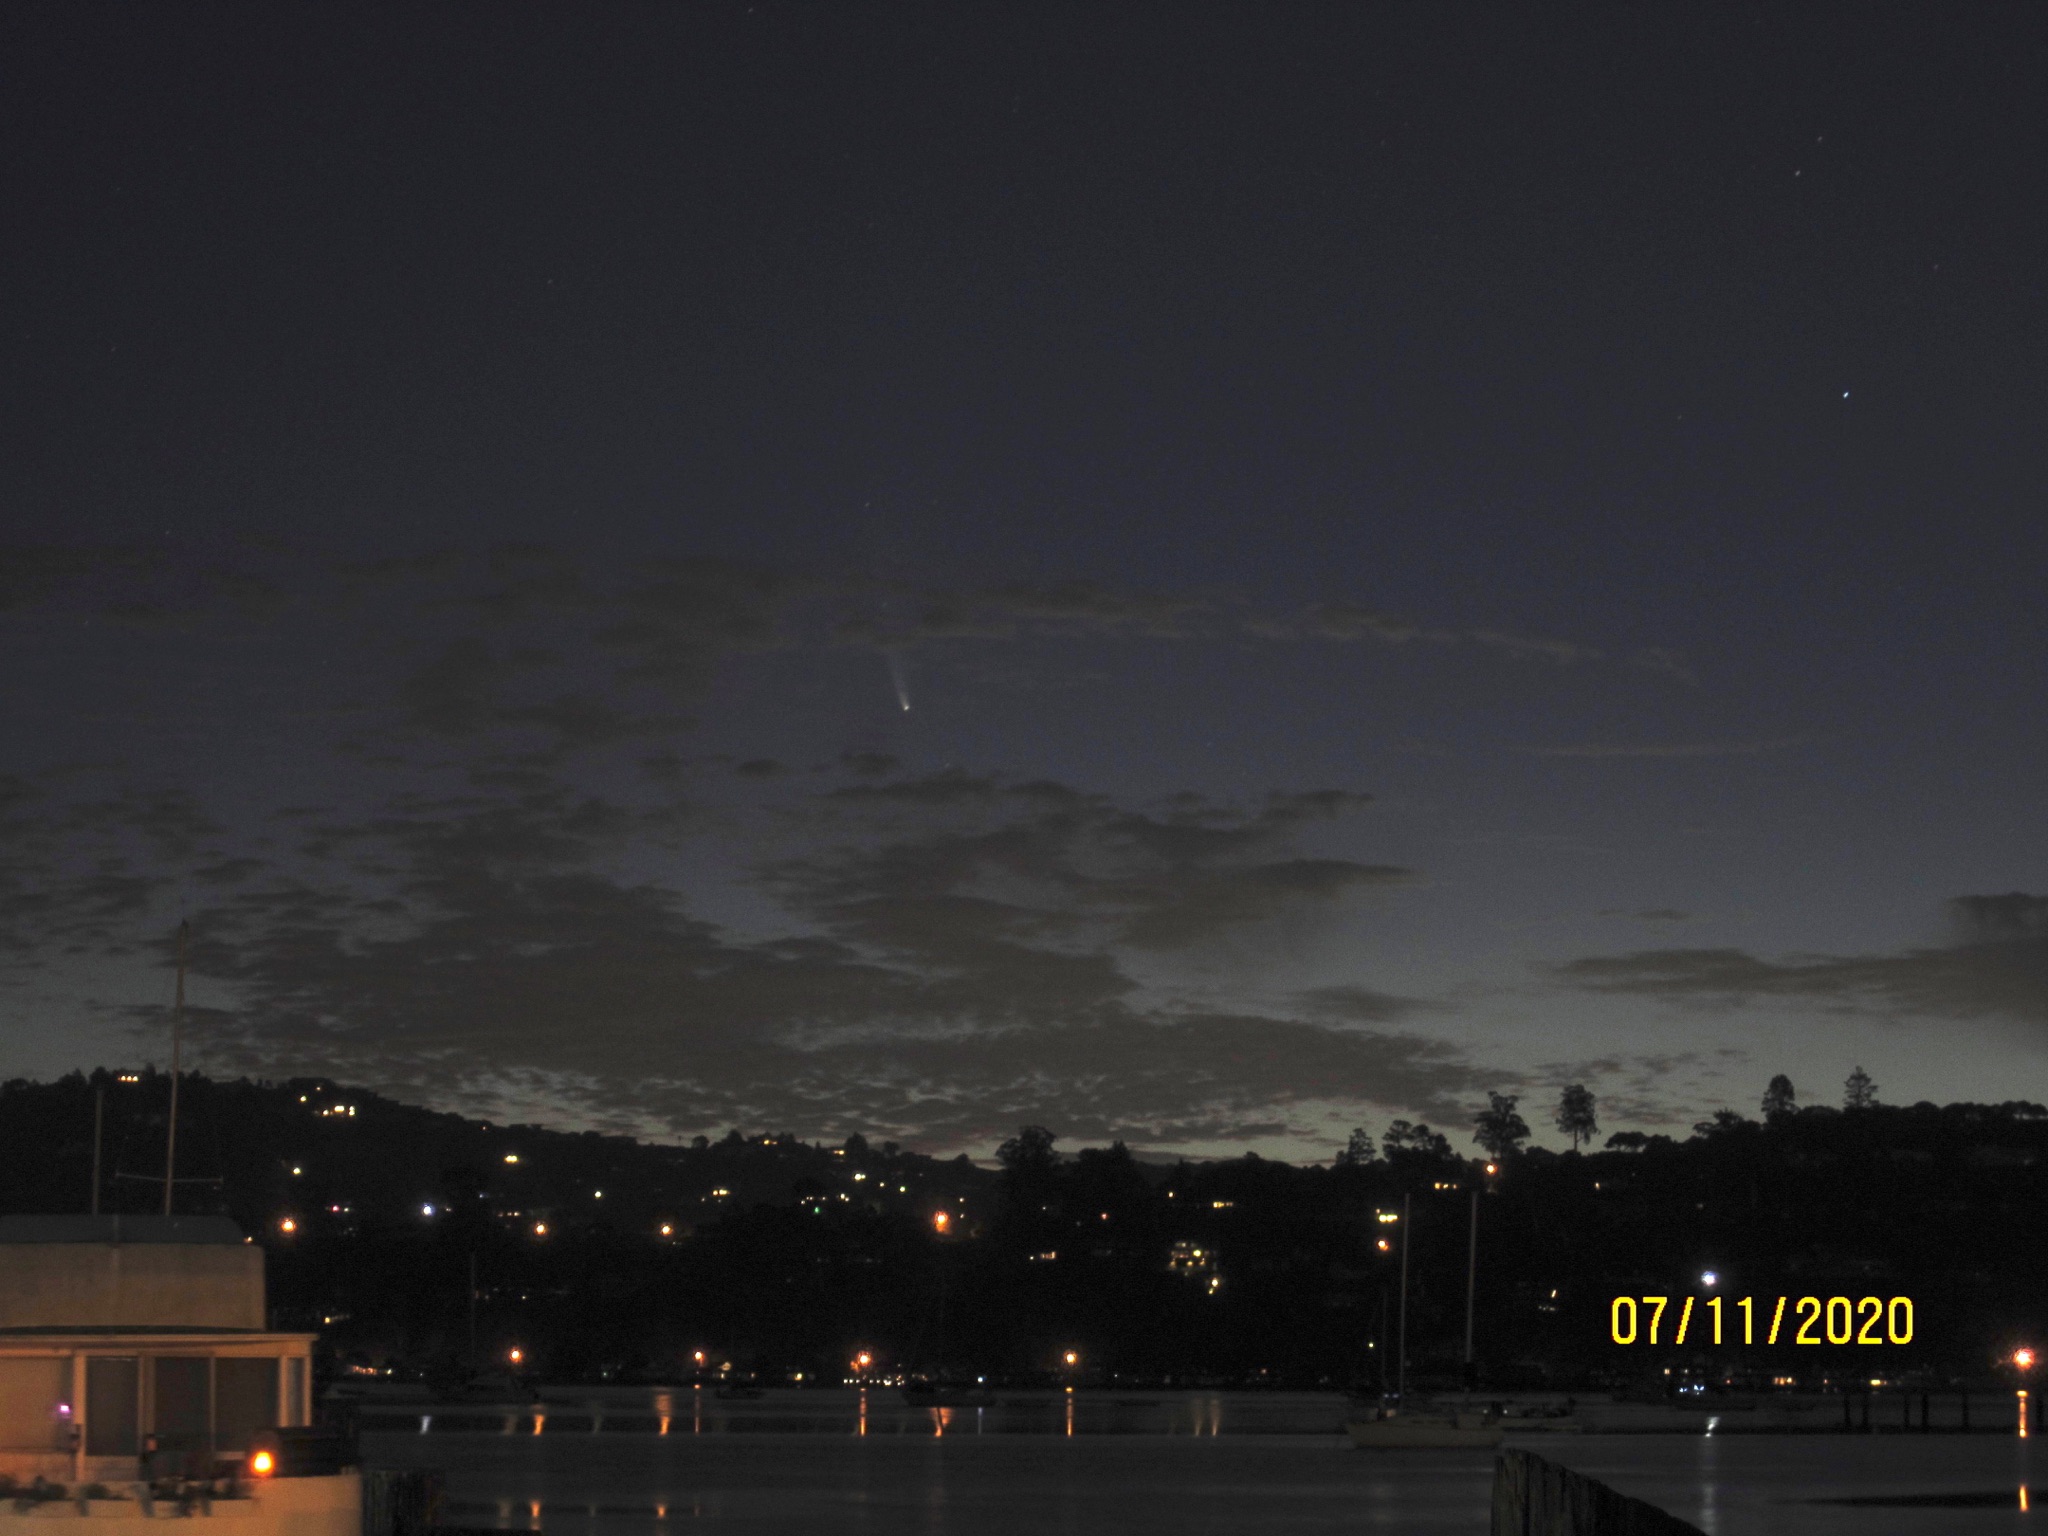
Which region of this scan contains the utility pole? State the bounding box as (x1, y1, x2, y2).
(90, 1085, 104, 1216)
(1396, 1190, 1411, 1402)
(163, 921, 186, 1217)
(1463, 1187, 1479, 1392)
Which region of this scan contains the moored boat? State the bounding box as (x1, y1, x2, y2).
(1345, 1401, 1504, 1449)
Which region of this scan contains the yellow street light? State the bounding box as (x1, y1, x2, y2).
(2016, 1348, 2037, 1371)
(278, 1217, 297, 1234)
(509, 1347, 523, 1365)
(532, 1222, 548, 1237)
(1063, 1350, 1079, 1366)
(932, 1211, 950, 1233)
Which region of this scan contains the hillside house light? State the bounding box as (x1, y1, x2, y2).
(278, 1217, 297, 1234)
(532, 1222, 548, 1236)
(2017, 1349, 2037, 1371)
(509, 1348, 523, 1365)
(932, 1211, 950, 1232)
(1063, 1350, 1079, 1366)
(504, 1153, 520, 1164)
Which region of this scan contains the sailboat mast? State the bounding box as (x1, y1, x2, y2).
(90, 1084, 104, 1216)
(163, 921, 186, 1216)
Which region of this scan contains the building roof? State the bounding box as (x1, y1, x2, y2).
(0, 1215, 247, 1245)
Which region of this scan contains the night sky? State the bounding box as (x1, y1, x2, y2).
(5, 4, 2044, 1160)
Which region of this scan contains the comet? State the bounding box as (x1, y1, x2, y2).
(887, 650, 911, 712)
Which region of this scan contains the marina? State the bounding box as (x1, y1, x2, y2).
(344, 1388, 2048, 1534)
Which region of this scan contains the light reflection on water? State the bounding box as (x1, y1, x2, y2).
(355, 1390, 2048, 1535)
(374, 1386, 1329, 1437)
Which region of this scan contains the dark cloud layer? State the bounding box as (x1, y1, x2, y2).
(1557, 894, 2048, 1029)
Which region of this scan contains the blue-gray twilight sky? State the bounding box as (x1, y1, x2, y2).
(3, 4, 2044, 1160)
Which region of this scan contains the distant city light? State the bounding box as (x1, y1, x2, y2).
(532, 1222, 548, 1236)
(932, 1212, 950, 1232)
(509, 1348, 523, 1365)
(1376, 1238, 1390, 1252)
(1701, 1271, 1718, 1287)
(421, 1204, 436, 1217)
(278, 1217, 297, 1234)
(2017, 1349, 2037, 1371)
(659, 1223, 674, 1237)
(504, 1153, 520, 1164)
(1063, 1350, 1079, 1366)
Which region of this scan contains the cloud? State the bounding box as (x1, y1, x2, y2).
(102, 759, 1456, 1149)
(1467, 629, 1603, 664)
(1525, 736, 1808, 759)
(1555, 894, 2048, 1028)
(1296, 984, 1435, 1023)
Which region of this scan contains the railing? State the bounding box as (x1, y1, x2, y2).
(1492, 1449, 1705, 1536)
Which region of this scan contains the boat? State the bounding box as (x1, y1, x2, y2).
(1345, 1400, 1504, 1449)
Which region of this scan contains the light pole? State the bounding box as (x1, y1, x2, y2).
(1463, 1187, 1478, 1391)
(163, 922, 187, 1216)
(1396, 1191, 1410, 1402)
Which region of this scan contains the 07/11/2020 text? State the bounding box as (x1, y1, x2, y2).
(1610, 1295, 1914, 1346)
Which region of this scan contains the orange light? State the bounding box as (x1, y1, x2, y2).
(278, 1218, 296, 1234)
(1485, 1163, 1497, 1176)
(249, 1451, 274, 1477)
(856, 1351, 872, 1368)
(1376, 1238, 1390, 1251)
(932, 1212, 950, 1233)
(509, 1348, 523, 1365)
(532, 1222, 547, 1236)
(2016, 1349, 2037, 1371)
(1063, 1350, 1079, 1366)
(693, 1351, 706, 1366)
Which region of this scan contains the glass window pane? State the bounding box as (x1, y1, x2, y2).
(86, 1357, 139, 1457)
(213, 1359, 277, 1452)
(0, 1357, 70, 1451)
(151, 1356, 210, 1462)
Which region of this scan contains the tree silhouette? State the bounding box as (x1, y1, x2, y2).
(1334, 1126, 1378, 1166)
(1761, 1074, 1797, 1122)
(1472, 1092, 1531, 1158)
(996, 1125, 1058, 1173)
(1554, 1084, 1598, 1151)
(1843, 1065, 1878, 1110)
(1380, 1120, 1452, 1160)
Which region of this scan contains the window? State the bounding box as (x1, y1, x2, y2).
(0, 1358, 69, 1451)
(151, 1357, 210, 1462)
(214, 1359, 277, 1453)
(86, 1357, 139, 1456)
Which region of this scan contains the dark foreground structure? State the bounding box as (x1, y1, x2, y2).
(1492, 1449, 1704, 1536)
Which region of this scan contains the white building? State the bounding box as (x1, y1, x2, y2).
(0, 1215, 315, 1486)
